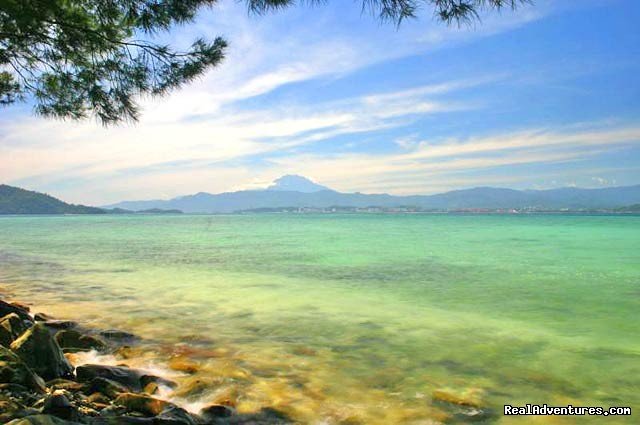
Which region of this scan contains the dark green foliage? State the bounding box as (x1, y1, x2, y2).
(0, 184, 105, 214)
(1, 0, 529, 125)
(248, 0, 530, 25)
(0, 0, 225, 124)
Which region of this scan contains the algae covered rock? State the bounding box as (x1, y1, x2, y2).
(0, 346, 46, 392)
(10, 323, 74, 381)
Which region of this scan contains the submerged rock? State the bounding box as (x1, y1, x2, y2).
(10, 323, 74, 381)
(167, 356, 199, 374)
(200, 404, 235, 420)
(432, 388, 493, 423)
(432, 389, 480, 408)
(98, 330, 139, 342)
(113, 392, 171, 416)
(0, 346, 46, 392)
(55, 330, 106, 352)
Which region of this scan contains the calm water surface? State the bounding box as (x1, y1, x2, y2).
(0, 214, 638, 424)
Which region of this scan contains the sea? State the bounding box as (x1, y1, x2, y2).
(0, 214, 638, 424)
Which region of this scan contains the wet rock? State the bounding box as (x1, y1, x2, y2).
(0, 346, 46, 392)
(76, 365, 144, 392)
(156, 405, 198, 425)
(113, 392, 171, 416)
(42, 390, 79, 421)
(91, 416, 154, 424)
(0, 382, 31, 393)
(55, 330, 106, 352)
(85, 377, 129, 398)
(142, 381, 159, 395)
(113, 345, 136, 360)
(76, 364, 174, 394)
(171, 376, 224, 399)
(0, 396, 26, 423)
(0, 324, 15, 348)
(46, 379, 86, 392)
(96, 404, 127, 417)
(86, 392, 111, 405)
(139, 374, 176, 390)
(1, 313, 29, 347)
(43, 321, 78, 331)
(34, 313, 55, 322)
(6, 414, 82, 424)
(200, 404, 235, 420)
(0, 300, 32, 323)
(10, 302, 31, 312)
(10, 323, 74, 381)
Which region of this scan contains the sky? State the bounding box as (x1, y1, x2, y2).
(1, 0, 640, 205)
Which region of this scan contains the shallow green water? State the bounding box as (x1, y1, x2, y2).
(0, 214, 638, 423)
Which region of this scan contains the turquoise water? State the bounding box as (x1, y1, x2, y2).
(0, 214, 638, 423)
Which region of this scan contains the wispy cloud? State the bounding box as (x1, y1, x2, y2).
(1, 0, 637, 204)
(264, 125, 640, 194)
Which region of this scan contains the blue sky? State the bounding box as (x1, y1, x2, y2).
(1, 0, 639, 205)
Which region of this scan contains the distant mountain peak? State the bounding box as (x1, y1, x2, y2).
(266, 175, 331, 193)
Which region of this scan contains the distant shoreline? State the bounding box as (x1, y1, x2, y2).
(1, 210, 639, 217)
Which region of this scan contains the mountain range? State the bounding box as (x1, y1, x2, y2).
(2, 176, 640, 215)
(104, 175, 640, 213)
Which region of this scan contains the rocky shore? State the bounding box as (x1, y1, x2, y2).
(0, 298, 293, 425)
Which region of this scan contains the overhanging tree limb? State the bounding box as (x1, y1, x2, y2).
(0, 0, 530, 125)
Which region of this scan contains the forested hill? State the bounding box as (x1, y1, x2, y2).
(0, 184, 105, 215)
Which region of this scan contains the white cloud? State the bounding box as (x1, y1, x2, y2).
(264, 125, 640, 194)
(3, 0, 614, 204)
